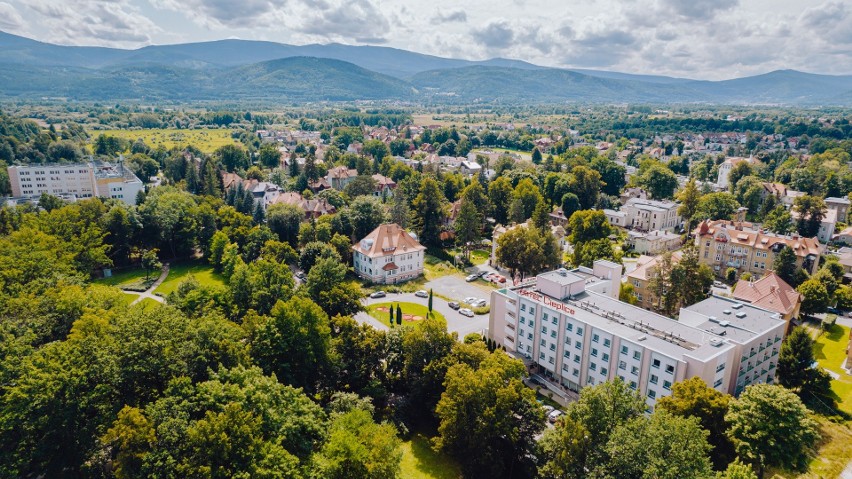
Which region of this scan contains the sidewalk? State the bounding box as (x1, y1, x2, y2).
(127, 263, 170, 305)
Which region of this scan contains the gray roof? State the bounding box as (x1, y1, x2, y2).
(538, 268, 585, 286)
(680, 296, 786, 344)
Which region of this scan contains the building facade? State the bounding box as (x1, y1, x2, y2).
(620, 198, 682, 232)
(627, 230, 682, 255)
(8, 161, 143, 206)
(488, 261, 787, 409)
(694, 220, 823, 278)
(352, 223, 425, 284)
(626, 252, 683, 311)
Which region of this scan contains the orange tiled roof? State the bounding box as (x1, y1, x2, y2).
(694, 219, 823, 257)
(733, 272, 801, 316)
(353, 223, 425, 258)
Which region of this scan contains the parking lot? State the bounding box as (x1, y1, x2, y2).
(426, 274, 496, 306)
(357, 291, 489, 340)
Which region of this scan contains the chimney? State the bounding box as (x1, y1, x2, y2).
(770, 285, 776, 293)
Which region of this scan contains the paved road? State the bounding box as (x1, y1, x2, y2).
(426, 275, 494, 306)
(357, 292, 489, 340)
(126, 263, 169, 305)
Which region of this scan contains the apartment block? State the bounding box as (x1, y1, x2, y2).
(620, 198, 682, 232)
(489, 260, 787, 409)
(8, 161, 143, 206)
(694, 219, 823, 277)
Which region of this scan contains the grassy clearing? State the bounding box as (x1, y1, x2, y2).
(95, 267, 149, 287)
(399, 434, 462, 479)
(154, 260, 226, 296)
(768, 416, 852, 479)
(367, 302, 445, 325)
(811, 323, 852, 415)
(134, 297, 162, 312)
(87, 128, 237, 154)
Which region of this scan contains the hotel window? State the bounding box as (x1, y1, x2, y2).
(650, 374, 658, 384)
(521, 304, 526, 311)
(566, 323, 573, 332)
(540, 339, 546, 347)
(564, 351, 570, 358)
(631, 366, 639, 375)
(573, 368, 579, 377)
(552, 317, 557, 325)
(529, 307, 535, 314)
(603, 338, 611, 347)
(601, 367, 608, 375)
(540, 353, 545, 360)
(663, 380, 672, 390)
(542, 326, 548, 335)
(602, 353, 610, 361)
(575, 341, 581, 350)
(633, 351, 641, 360)
(520, 317, 525, 324)
(550, 344, 556, 351)
(574, 355, 580, 363)
(619, 361, 627, 370)
(590, 362, 597, 371)
(591, 348, 598, 357)
(716, 363, 725, 372)
(592, 334, 600, 343)
(621, 346, 628, 355)
(630, 381, 637, 390)
(527, 333, 532, 340)
(576, 327, 583, 336)
(548, 356, 555, 364)
(652, 359, 660, 369)
(714, 379, 724, 388)
(550, 331, 556, 338)
(543, 313, 548, 321)
(665, 364, 675, 374)
(648, 390, 657, 399)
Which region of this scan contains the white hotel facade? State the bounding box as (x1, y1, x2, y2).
(489, 260, 787, 408)
(7, 161, 144, 206)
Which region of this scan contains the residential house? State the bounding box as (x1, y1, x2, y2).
(627, 230, 682, 255)
(549, 208, 569, 227)
(620, 187, 648, 205)
(621, 198, 682, 232)
(826, 197, 850, 224)
(352, 223, 425, 284)
(791, 208, 837, 244)
(732, 272, 801, 327)
(271, 192, 336, 219)
(326, 166, 359, 190)
(371, 174, 396, 198)
(716, 156, 756, 189)
(460, 160, 482, 176)
(603, 209, 628, 228)
(626, 252, 683, 311)
(834, 226, 852, 246)
(693, 219, 823, 278)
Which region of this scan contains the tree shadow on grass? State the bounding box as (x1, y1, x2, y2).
(406, 434, 462, 479)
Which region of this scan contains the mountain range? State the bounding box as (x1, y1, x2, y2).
(2, 31, 852, 105)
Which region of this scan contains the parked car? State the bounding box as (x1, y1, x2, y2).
(459, 308, 475, 317)
(713, 280, 725, 288)
(827, 306, 839, 315)
(463, 296, 477, 304)
(542, 405, 555, 414)
(465, 274, 478, 282)
(295, 271, 306, 280)
(471, 299, 487, 308)
(478, 271, 489, 278)
(369, 291, 386, 299)
(415, 290, 428, 298)
(448, 301, 461, 310)
(496, 275, 507, 283)
(548, 410, 564, 424)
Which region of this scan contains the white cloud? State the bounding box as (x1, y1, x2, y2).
(23, 0, 160, 46)
(0, 2, 24, 30)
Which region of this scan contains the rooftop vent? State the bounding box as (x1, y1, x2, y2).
(557, 268, 569, 277)
(723, 309, 732, 315)
(735, 312, 747, 319)
(708, 316, 718, 322)
(719, 320, 731, 327)
(709, 338, 724, 347)
(637, 335, 647, 341)
(731, 303, 743, 310)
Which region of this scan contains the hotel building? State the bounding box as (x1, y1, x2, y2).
(489, 260, 787, 409)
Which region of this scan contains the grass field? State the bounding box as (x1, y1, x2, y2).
(399, 434, 461, 479)
(88, 128, 237, 154)
(95, 267, 149, 287)
(135, 297, 162, 312)
(154, 260, 226, 296)
(812, 323, 852, 414)
(367, 302, 445, 325)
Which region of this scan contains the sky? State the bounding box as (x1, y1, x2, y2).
(1, 0, 851, 80)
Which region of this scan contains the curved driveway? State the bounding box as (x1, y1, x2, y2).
(356, 292, 489, 340)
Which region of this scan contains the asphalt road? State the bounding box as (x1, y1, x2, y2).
(357, 291, 489, 340)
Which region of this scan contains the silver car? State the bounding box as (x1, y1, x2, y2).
(459, 308, 475, 317)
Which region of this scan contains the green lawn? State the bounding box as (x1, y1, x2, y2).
(812, 323, 852, 414)
(135, 297, 162, 312)
(95, 267, 150, 287)
(399, 434, 461, 479)
(367, 302, 445, 326)
(154, 260, 226, 296)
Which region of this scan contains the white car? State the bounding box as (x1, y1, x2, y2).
(463, 296, 477, 304)
(548, 410, 564, 423)
(471, 299, 487, 308)
(459, 308, 475, 317)
(465, 274, 478, 282)
(414, 290, 428, 298)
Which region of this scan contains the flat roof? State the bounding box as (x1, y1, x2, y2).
(538, 269, 585, 286)
(509, 272, 734, 361)
(680, 296, 785, 343)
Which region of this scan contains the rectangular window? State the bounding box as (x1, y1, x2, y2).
(590, 362, 597, 371)
(621, 345, 628, 354)
(548, 356, 555, 364)
(593, 334, 600, 343)
(619, 361, 627, 370)
(652, 359, 660, 369)
(603, 338, 611, 347)
(631, 366, 639, 375)
(602, 353, 610, 362)
(630, 381, 637, 390)
(540, 339, 546, 347)
(665, 364, 675, 374)
(575, 342, 581, 350)
(650, 374, 658, 384)
(591, 348, 598, 357)
(633, 351, 641, 360)
(716, 363, 725, 373)
(550, 344, 556, 351)
(648, 390, 656, 398)
(566, 323, 573, 331)
(576, 327, 583, 336)
(552, 317, 558, 325)
(542, 326, 548, 334)
(601, 367, 608, 375)
(574, 355, 580, 363)
(714, 378, 723, 388)
(540, 352, 545, 360)
(663, 380, 672, 390)
(551, 331, 556, 338)
(573, 368, 579, 377)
